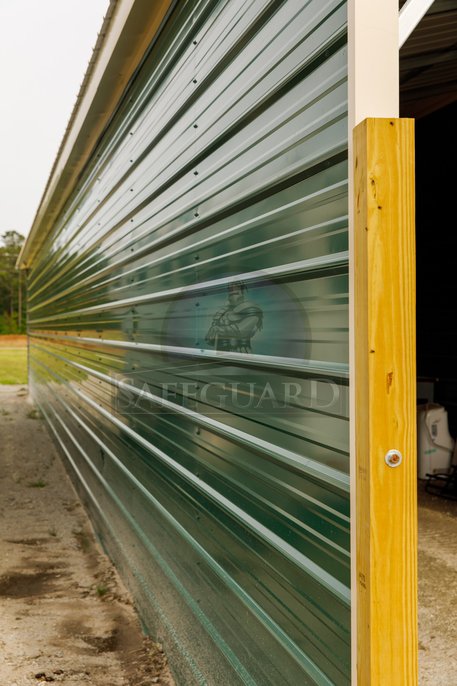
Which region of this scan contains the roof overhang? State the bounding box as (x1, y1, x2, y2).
(17, 0, 175, 270)
(400, 0, 457, 118)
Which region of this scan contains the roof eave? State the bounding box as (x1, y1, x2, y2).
(17, 0, 174, 270)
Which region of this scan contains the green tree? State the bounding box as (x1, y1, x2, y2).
(0, 231, 25, 333)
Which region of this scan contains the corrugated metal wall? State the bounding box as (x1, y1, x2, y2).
(27, 1, 349, 683)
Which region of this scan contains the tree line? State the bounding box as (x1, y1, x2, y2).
(0, 230, 26, 334)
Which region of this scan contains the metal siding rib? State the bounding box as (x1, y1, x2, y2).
(28, 1, 350, 683)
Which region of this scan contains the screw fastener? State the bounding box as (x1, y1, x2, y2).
(385, 449, 403, 468)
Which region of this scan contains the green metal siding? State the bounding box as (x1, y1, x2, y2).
(27, 1, 349, 683)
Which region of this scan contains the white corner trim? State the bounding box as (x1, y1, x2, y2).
(399, 0, 436, 48)
(348, 0, 399, 130)
(348, 2, 400, 683)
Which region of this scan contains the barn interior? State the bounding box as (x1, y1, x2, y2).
(400, 0, 457, 485)
(400, 2, 457, 680)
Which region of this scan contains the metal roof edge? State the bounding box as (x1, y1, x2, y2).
(17, 0, 175, 270)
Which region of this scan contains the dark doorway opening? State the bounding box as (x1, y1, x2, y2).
(415, 100, 457, 435)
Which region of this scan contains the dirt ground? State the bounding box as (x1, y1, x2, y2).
(0, 334, 27, 347)
(418, 483, 457, 685)
(0, 385, 174, 686)
(1, 384, 456, 685)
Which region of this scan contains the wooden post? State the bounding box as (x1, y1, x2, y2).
(354, 118, 417, 685)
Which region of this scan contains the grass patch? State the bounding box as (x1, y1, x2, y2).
(73, 528, 91, 552)
(96, 584, 109, 598)
(0, 348, 27, 384)
(27, 408, 41, 419)
(27, 480, 47, 488)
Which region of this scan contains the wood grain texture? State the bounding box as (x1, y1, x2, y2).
(354, 118, 417, 685)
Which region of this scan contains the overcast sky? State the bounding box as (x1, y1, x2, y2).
(0, 0, 110, 238)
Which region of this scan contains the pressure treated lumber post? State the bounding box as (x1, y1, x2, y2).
(354, 118, 417, 685)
